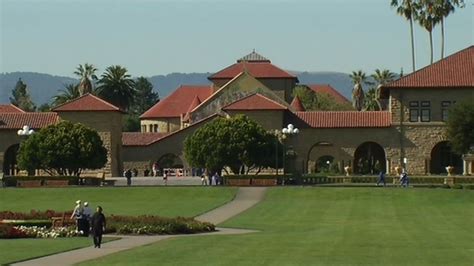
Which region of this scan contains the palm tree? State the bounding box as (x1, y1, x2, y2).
(52, 84, 80, 107)
(349, 70, 369, 111)
(74, 63, 98, 96)
(96, 65, 136, 110)
(371, 69, 396, 110)
(364, 88, 380, 111)
(433, 0, 465, 59)
(416, 0, 441, 64)
(391, 0, 419, 72)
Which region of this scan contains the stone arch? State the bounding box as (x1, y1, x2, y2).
(306, 141, 346, 174)
(354, 142, 386, 174)
(3, 144, 20, 176)
(315, 155, 335, 173)
(430, 141, 462, 174)
(156, 153, 184, 169)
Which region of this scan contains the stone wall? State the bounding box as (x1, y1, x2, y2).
(141, 118, 180, 133)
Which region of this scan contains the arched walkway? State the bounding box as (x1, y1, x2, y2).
(156, 153, 183, 168)
(3, 144, 20, 176)
(354, 142, 386, 174)
(430, 141, 462, 174)
(315, 155, 335, 173)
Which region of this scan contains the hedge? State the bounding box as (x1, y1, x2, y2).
(2, 176, 103, 187)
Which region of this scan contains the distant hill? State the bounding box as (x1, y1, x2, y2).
(0, 71, 353, 105)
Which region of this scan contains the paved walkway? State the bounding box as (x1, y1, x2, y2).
(13, 187, 267, 266)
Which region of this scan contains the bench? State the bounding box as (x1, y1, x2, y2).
(44, 180, 69, 187)
(17, 180, 42, 188)
(51, 212, 75, 227)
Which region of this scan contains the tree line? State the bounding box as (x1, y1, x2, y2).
(9, 63, 160, 131)
(391, 0, 465, 70)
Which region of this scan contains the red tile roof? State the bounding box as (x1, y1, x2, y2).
(307, 84, 350, 104)
(0, 104, 26, 113)
(141, 85, 213, 119)
(384, 45, 474, 88)
(296, 111, 391, 128)
(290, 96, 305, 112)
(0, 113, 58, 129)
(52, 94, 123, 112)
(222, 93, 288, 111)
(209, 62, 297, 80)
(122, 132, 169, 146)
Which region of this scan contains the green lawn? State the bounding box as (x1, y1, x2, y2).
(0, 187, 237, 217)
(0, 187, 236, 264)
(81, 188, 474, 266)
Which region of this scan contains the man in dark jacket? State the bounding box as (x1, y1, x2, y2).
(91, 206, 106, 248)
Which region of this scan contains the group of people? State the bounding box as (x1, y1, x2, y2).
(376, 170, 409, 187)
(201, 172, 221, 186)
(71, 200, 106, 248)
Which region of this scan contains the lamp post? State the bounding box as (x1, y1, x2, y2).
(281, 124, 299, 175)
(17, 125, 34, 136)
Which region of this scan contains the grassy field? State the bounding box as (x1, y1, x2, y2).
(81, 188, 474, 266)
(0, 237, 120, 265)
(0, 187, 236, 264)
(0, 187, 237, 217)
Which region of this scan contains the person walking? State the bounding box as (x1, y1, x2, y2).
(401, 171, 409, 187)
(201, 174, 207, 186)
(82, 202, 92, 236)
(163, 170, 168, 186)
(91, 206, 106, 248)
(70, 200, 84, 234)
(125, 168, 132, 186)
(376, 171, 386, 187)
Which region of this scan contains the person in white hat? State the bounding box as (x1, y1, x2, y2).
(70, 200, 83, 233)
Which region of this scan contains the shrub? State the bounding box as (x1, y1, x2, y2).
(15, 226, 79, 238)
(0, 224, 29, 239)
(463, 184, 474, 190)
(107, 215, 215, 235)
(440, 184, 451, 189)
(0, 210, 69, 220)
(450, 184, 463, 189)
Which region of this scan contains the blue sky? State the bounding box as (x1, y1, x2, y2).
(1, 0, 472, 77)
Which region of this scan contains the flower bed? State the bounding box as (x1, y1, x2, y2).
(107, 215, 215, 235)
(0, 210, 216, 238)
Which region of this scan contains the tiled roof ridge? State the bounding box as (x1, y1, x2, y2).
(290, 95, 305, 112)
(384, 45, 473, 88)
(52, 93, 122, 112)
(0, 104, 26, 113)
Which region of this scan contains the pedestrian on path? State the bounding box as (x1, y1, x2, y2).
(70, 200, 84, 234)
(91, 206, 106, 248)
(163, 171, 168, 186)
(201, 174, 207, 186)
(125, 169, 132, 186)
(376, 171, 386, 186)
(82, 202, 92, 236)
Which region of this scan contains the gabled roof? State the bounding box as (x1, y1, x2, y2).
(0, 104, 26, 113)
(209, 62, 298, 80)
(222, 93, 288, 111)
(296, 111, 391, 128)
(0, 113, 59, 129)
(290, 96, 305, 112)
(307, 84, 350, 104)
(52, 94, 123, 112)
(182, 95, 201, 122)
(141, 85, 213, 119)
(384, 45, 474, 88)
(122, 132, 169, 146)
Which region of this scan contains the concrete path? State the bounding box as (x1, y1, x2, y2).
(13, 187, 267, 266)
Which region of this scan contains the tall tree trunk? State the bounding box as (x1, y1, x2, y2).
(441, 18, 445, 59)
(409, 17, 416, 72)
(429, 30, 433, 64)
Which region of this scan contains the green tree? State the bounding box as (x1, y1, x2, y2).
(415, 0, 440, 64)
(371, 69, 396, 110)
(432, 0, 465, 58)
(10, 78, 36, 112)
(52, 84, 80, 107)
(130, 76, 159, 115)
(364, 88, 380, 111)
(291, 85, 318, 110)
(17, 121, 107, 176)
(74, 63, 98, 96)
(184, 115, 279, 174)
(37, 103, 51, 112)
(315, 93, 354, 111)
(96, 65, 136, 111)
(349, 70, 369, 111)
(391, 0, 419, 71)
(446, 101, 474, 155)
(123, 114, 141, 132)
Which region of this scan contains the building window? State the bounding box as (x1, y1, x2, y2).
(409, 101, 419, 122)
(420, 101, 431, 122)
(148, 124, 153, 132)
(441, 101, 451, 122)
